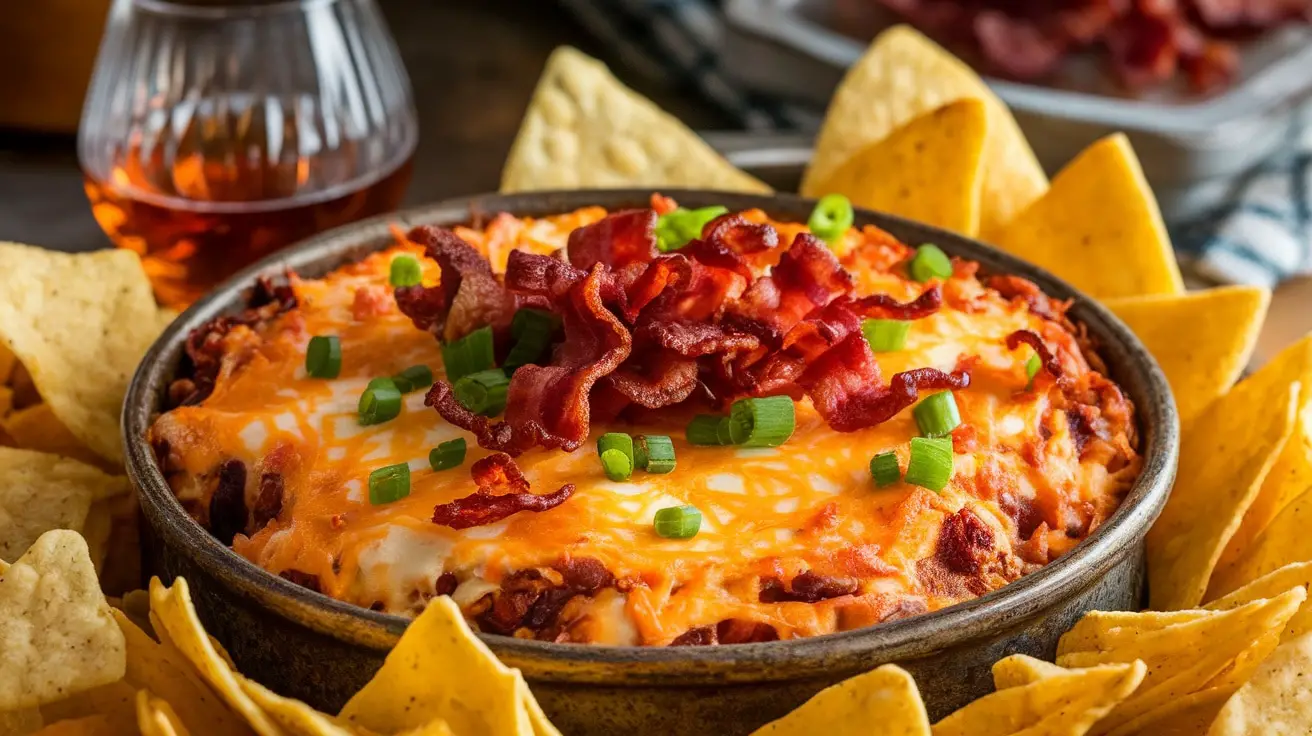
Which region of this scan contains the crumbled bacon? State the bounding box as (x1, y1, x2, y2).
(566, 209, 658, 270)
(396, 226, 515, 342)
(759, 571, 860, 603)
(679, 214, 779, 278)
(431, 454, 575, 529)
(474, 557, 615, 637)
(1007, 329, 1063, 379)
(669, 619, 780, 646)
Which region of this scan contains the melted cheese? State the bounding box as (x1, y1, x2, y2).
(150, 208, 1140, 645)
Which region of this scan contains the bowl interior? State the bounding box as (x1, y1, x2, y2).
(123, 188, 1179, 683)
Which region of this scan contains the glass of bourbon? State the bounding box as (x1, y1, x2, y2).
(78, 0, 417, 308)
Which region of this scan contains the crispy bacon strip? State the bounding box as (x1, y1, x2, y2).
(566, 209, 658, 270)
(396, 226, 515, 342)
(679, 214, 779, 278)
(850, 285, 943, 320)
(432, 454, 574, 529)
(1007, 329, 1062, 378)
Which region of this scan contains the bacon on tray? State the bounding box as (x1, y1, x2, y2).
(870, 0, 1312, 91)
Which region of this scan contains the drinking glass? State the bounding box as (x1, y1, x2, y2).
(79, 0, 418, 307)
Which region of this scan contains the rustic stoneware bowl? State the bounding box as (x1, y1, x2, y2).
(123, 190, 1179, 735)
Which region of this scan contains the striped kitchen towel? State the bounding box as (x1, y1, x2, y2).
(558, 0, 1312, 286)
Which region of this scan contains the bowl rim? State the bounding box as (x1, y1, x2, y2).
(123, 188, 1179, 684)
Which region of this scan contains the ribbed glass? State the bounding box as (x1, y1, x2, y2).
(78, 0, 417, 306)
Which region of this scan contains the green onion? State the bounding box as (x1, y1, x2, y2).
(807, 194, 855, 245)
(1025, 353, 1042, 389)
(453, 369, 509, 416)
(908, 244, 953, 282)
(305, 336, 342, 379)
(862, 319, 911, 353)
(870, 452, 901, 488)
(904, 437, 954, 492)
(686, 415, 727, 446)
(504, 309, 558, 372)
(653, 505, 702, 539)
(368, 463, 411, 505)
(428, 438, 466, 471)
(635, 435, 676, 474)
(441, 326, 495, 383)
(716, 417, 734, 446)
(389, 255, 422, 287)
(600, 448, 633, 482)
(913, 391, 961, 438)
(598, 433, 634, 465)
(391, 364, 434, 393)
(728, 396, 795, 447)
(655, 206, 729, 252)
(358, 378, 403, 425)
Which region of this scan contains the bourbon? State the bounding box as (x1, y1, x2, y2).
(84, 145, 412, 308)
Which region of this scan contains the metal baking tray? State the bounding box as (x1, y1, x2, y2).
(721, 0, 1312, 222)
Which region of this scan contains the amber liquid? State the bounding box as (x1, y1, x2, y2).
(85, 150, 413, 308)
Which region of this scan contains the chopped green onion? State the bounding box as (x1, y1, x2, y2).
(635, 435, 676, 474)
(429, 438, 466, 471)
(1025, 353, 1042, 389)
(305, 336, 342, 379)
(653, 505, 702, 539)
(504, 309, 559, 372)
(655, 206, 729, 252)
(441, 326, 495, 383)
(870, 452, 901, 488)
(862, 319, 911, 353)
(358, 378, 403, 425)
(453, 369, 509, 416)
(913, 391, 961, 438)
(389, 255, 422, 287)
(716, 417, 734, 446)
(686, 415, 727, 446)
(904, 437, 954, 492)
(908, 244, 953, 282)
(368, 462, 411, 505)
(598, 433, 634, 465)
(807, 194, 855, 245)
(728, 396, 795, 447)
(391, 364, 434, 393)
(600, 448, 633, 482)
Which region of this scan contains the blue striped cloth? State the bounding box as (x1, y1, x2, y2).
(559, 0, 1312, 287)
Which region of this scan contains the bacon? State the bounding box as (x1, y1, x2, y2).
(936, 507, 996, 577)
(396, 226, 515, 342)
(473, 557, 615, 637)
(566, 209, 658, 270)
(635, 321, 760, 358)
(668, 619, 780, 646)
(1007, 329, 1062, 378)
(431, 454, 575, 529)
(799, 335, 970, 432)
(727, 233, 853, 349)
(987, 275, 1066, 322)
(603, 353, 699, 408)
(679, 214, 779, 278)
(850, 285, 943, 320)
(251, 472, 284, 530)
(759, 571, 860, 603)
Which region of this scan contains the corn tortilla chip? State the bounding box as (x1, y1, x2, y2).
(136, 690, 192, 736)
(1056, 590, 1304, 733)
(0, 530, 125, 710)
(1105, 286, 1269, 426)
(240, 675, 356, 736)
(990, 134, 1184, 300)
(1206, 562, 1312, 641)
(148, 577, 284, 736)
(0, 341, 16, 385)
(750, 664, 930, 736)
(340, 596, 537, 735)
(0, 385, 12, 417)
(1, 404, 109, 469)
(932, 659, 1145, 736)
(1106, 687, 1230, 736)
(38, 678, 139, 736)
(801, 26, 1046, 237)
(990, 654, 1073, 689)
(501, 47, 769, 194)
(1208, 487, 1312, 602)
(0, 708, 44, 735)
(809, 99, 988, 237)
(0, 243, 162, 464)
(0, 447, 128, 561)
(1146, 367, 1301, 610)
(29, 716, 118, 736)
(1209, 630, 1312, 735)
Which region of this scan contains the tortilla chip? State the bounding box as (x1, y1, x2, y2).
(1209, 630, 1312, 735)
(0, 385, 12, 416)
(1146, 357, 1302, 610)
(135, 690, 192, 736)
(1055, 590, 1304, 733)
(801, 25, 1046, 237)
(991, 653, 1086, 689)
(0, 243, 162, 464)
(81, 503, 113, 574)
(750, 664, 930, 736)
(29, 716, 118, 736)
(501, 47, 769, 194)
(38, 679, 139, 736)
(1105, 286, 1269, 426)
(1206, 562, 1312, 642)
(238, 675, 363, 736)
(148, 577, 283, 736)
(0, 708, 44, 735)
(339, 596, 538, 735)
(808, 98, 988, 236)
(396, 722, 456, 736)
(1, 404, 107, 469)
(0, 341, 16, 385)
(0, 447, 128, 560)
(1107, 687, 1230, 736)
(932, 659, 1145, 736)
(0, 530, 125, 710)
(989, 134, 1184, 300)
